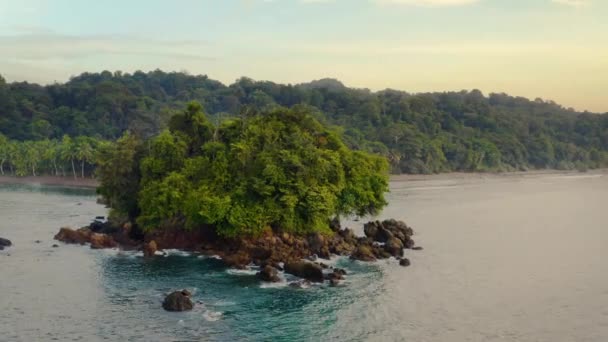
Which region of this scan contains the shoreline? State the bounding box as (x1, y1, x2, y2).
(1, 169, 605, 189)
(390, 168, 608, 183)
(0, 175, 99, 189)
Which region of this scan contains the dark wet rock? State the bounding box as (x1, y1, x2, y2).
(95, 216, 105, 221)
(284, 261, 324, 283)
(399, 258, 411, 267)
(0, 237, 12, 247)
(258, 265, 281, 282)
(35, 240, 41, 244)
(363, 222, 379, 239)
(404, 239, 415, 249)
(0, 245, 3, 250)
(334, 268, 347, 276)
(325, 270, 345, 281)
(385, 237, 405, 257)
(412, 246, 424, 251)
(329, 278, 341, 287)
(52, 244, 59, 248)
(350, 244, 376, 262)
(162, 290, 194, 312)
(376, 227, 394, 243)
(143, 240, 158, 258)
(329, 217, 341, 232)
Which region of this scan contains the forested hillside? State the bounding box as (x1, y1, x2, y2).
(1, 70, 607, 174)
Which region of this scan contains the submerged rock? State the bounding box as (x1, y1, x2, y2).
(52, 244, 59, 248)
(399, 258, 411, 267)
(284, 261, 324, 283)
(0, 237, 12, 248)
(162, 290, 194, 312)
(258, 265, 281, 282)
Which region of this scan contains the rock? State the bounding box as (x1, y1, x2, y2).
(0, 237, 12, 247)
(375, 227, 394, 243)
(162, 290, 194, 312)
(284, 261, 324, 283)
(363, 222, 379, 239)
(52, 244, 59, 248)
(35, 240, 41, 244)
(329, 217, 341, 232)
(350, 244, 376, 262)
(384, 237, 404, 257)
(325, 270, 344, 281)
(307, 232, 326, 255)
(0, 245, 3, 250)
(412, 246, 424, 251)
(334, 268, 347, 276)
(329, 279, 341, 287)
(143, 240, 158, 257)
(399, 258, 411, 267)
(89, 233, 118, 249)
(258, 265, 281, 282)
(54, 227, 90, 245)
(403, 239, 415, 249)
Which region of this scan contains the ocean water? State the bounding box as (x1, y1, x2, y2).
(1, 172, 608, 342)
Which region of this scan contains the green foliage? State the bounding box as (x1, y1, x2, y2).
(122, 104, 390, 237)
(1, 70, 608, 173)
(0, 133, 105, 178)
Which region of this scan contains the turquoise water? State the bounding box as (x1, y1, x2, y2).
(2, 173, 608, 341)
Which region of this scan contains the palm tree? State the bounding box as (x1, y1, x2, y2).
(74, 137, 94, 178)
(60, 135, 78, 179)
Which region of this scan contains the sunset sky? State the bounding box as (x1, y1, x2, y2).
(1, 0, 606, 112)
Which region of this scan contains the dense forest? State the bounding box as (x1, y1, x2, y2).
(97, 103, 388, 236)
(1, 70, 607, 174)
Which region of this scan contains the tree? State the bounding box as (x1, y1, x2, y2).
(59, 135, 78, 179)
(74, 136, 94, 178)
(0, 134, 7, 175)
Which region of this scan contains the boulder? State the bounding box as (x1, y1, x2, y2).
(399, 258, 411, 267)
(412, 246, 424, 251)
(375, 227, 394, 243)
(89, 233, 118, 249)
(384, 237, 404, 257)
(0, 237, 12, 247)
(162, 290, 194, 312)
(143, 240, 158, 257)
(325, 270, 344, 281)
(52, 244, 59, 248)
(258, 265, 281, 282)
(329, 278, 341, 287)
(329, 217, 341, 232)
(284, 261, 324, 283)
(363, 222, 379, 239)
(350, 244, 376, 262)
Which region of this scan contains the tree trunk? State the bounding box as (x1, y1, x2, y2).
(0, 159, 4, 175)
(53, 160, 58, 176)
(10, 164, 14, 175)
(71, 159, 77, 180)
(32, 165, 36, 177)
(81, 160, 85, 178)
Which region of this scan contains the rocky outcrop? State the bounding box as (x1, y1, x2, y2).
(258, 265, 281, 282)
(90, 233, 118, 249)
(399, 258, 411, 267)
(54, 227, 117, 249)
(284, 261, 324, 283)
(54, 227, 91, 245)
(162, 290, 194, 312)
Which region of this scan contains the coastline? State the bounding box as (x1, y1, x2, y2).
(0, 176, 99, 189)
(390, 168, 608, 183)
(1, 169, 605, 189)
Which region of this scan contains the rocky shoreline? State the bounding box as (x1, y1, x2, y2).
(54, 218, 422, 288)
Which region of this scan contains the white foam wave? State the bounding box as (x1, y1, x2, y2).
(202, 310, 223, 322)
(226, 268, 258, 276)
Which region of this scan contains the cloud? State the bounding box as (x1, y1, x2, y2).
(552, 0, 590, 7)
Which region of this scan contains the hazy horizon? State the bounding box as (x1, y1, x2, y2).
(1, 0, 606, 112)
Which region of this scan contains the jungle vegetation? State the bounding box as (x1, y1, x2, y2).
(1, 71, 608, 174)
(96, 103, 389, 237)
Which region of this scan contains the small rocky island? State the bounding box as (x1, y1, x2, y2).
(54, 103, 423, 310)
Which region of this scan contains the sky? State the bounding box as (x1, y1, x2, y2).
(0, 0, 606, 112)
